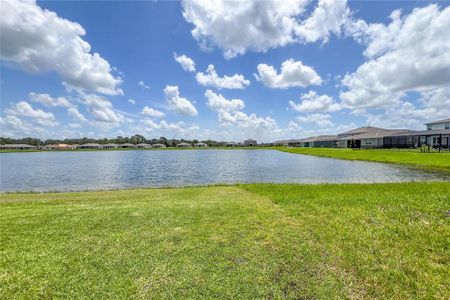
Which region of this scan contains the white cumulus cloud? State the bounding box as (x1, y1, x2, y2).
(83, 94, 124, 123)
(289, 91, 340, 112)
(182, 0, 352, 58)
(196, 65, 250, 89)
(29, 92, 74, 108)
(6, 101, 59, 127)
(0, 0, 122, 95)
(205, 90, 245, 113)
(255, 59, 321, 89)
(68, 107, 87, 122)
(164, 85, 198, 116)
(141, 106, 165, 118)
(340, 4, 450, 110)
(173, 53, 196, 72)
(297, 113, 333, 127)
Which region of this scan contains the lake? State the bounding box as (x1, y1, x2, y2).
(1, 149, 449, 192)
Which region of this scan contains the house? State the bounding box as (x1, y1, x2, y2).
(243, 139, 257, 146)
(78, 143, 101, 149)
(383, 129, 450, 149)
(425, 118, 450, 130)
(336, 127, 407, 149)
(298, 135, 337, 148)
(383, 118, 450, 149)
(177, 142, 192, 148)
(194, 142, 207, 147)
(273, 139, 303, 147)
(120, 143, 135, 148)
(136, 143, 151, 149)
(102, 143, 118, 149)
(225, 142, 237, 147)
(43, 143, 76, 150)
(152, 143, 166, 148)
(0, 144, 37, 150)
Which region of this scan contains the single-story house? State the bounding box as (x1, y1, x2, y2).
(194, 142, 207, 147)
(383, 129, 450, 149)
(225, 142, 237, 147)
(177, 142, 192, 148)
(298, 136, 337, 148)
(43, 143, 76, 150)
(152, 143, 166, 148)
(0, 144, 37, 150)
(136, 143, 151, 149)
(78, 143, 101, 149)
(243, 139, 257, 146)
(102, 143, 118, 149)
(273, 139, 303, 147)
(336, 127, 408, 149)
(120, 143, 135, 148)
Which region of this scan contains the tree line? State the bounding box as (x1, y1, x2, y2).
(0, 135, 230, 147)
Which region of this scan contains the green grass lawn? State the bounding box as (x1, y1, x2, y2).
(1, 182, 449, 299)
(278, 147, 450, 173)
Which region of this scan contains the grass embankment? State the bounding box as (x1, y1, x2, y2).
(1, 182, 449, 299)
(279, 147, 450, 173)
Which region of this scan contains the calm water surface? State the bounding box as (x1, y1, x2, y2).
(1, 149, 448, 192)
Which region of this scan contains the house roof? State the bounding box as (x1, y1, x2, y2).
(152, 143, 165, 146)
(386, 129, 450, 136)
(81, 143, 101, 146)
(103, 143, 118, 146)
(121, 143, 135, 146)
(425, 118, 450, 125)
(136, 143, 150, 146)
(194, 142, 207, 145)
(300, 135, 337, 143)
(338, 127, 408, 140)
(177, 142, 191, 145)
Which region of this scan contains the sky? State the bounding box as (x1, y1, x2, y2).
(1, 0, 449, 142)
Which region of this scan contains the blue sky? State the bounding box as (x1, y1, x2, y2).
(1, 0, 449, 141)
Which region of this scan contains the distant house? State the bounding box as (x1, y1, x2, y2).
(177, 142, 192, 148)
(120, 143, 135, 148)
(298, 135, 338, 148)
(152, 143, 166, 148)
(336, 127, 407, 149)
(136, 143, 151, 149)
(425, 118, 450, 130)
(44, 143, 76, 150)
(78, 143, 101, 149)
(194, 142, 207, 147)
(225, 142, 237, 147)
(274, 139, 303, 147)
(243, 139, 257, 146)
(0, 144, 37, 150)
(102, 143, 118, 149)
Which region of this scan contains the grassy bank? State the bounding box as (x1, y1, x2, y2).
(279, 147, 450, 173)
(1, 182, 449, 299)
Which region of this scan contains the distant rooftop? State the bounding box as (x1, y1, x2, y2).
(425, 118, 450, 125)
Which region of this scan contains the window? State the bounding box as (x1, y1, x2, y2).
(445, 123, 449, 130)
(427, 125, 432, 130)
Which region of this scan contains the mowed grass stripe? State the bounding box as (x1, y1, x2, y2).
(242, 182, 450, 299)
(0, 186, 344, 299)
(1, 182, 449, 299)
